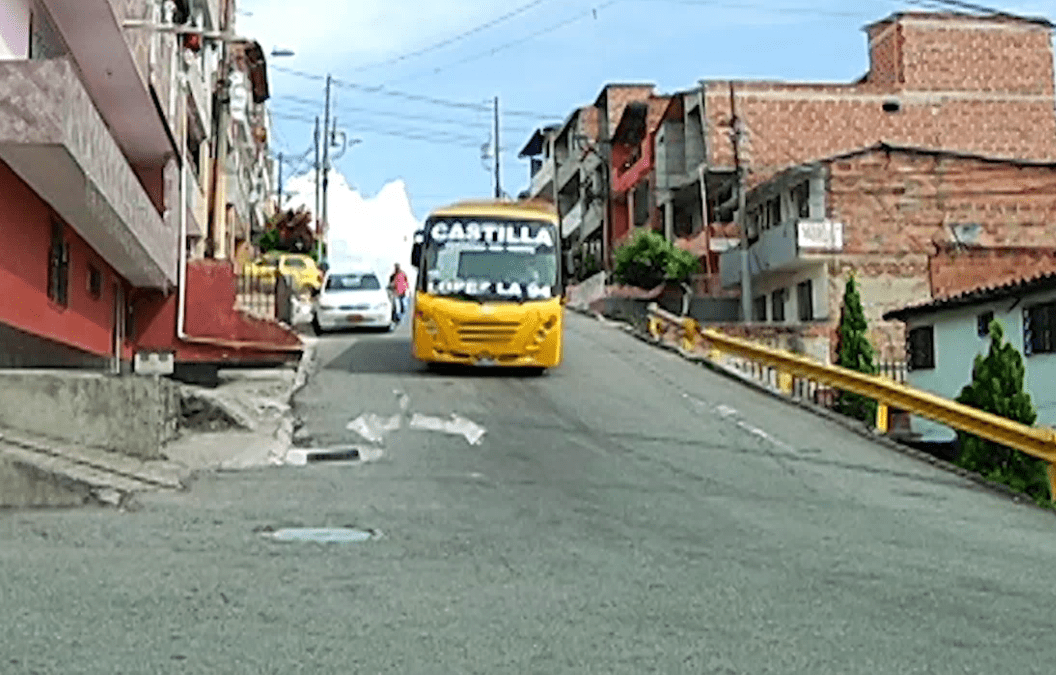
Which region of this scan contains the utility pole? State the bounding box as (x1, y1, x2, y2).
(493, 96, 502, 199)
(320, 74, 332, 262)
(277, 152, 283, 207)
(313, 116, 321, 259)
(730, 83, 752, 324)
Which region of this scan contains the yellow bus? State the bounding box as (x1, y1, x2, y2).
(410, 199, 564, 373)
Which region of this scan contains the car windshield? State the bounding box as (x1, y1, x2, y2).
(284, 258, 306, 269)
(326, 273, 381, 291)
(423, 217, 558, 302)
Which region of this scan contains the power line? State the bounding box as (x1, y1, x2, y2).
(269, 110, 491, 148)
(349, 0, 553, 72)
(391, 0, 622, 85)
(270, 103, 493, 143)
(270, 65, 561, 119)
(273, 94, 535, 134)
(903, 0, 1053, 26)
(632, 0, 882, 17)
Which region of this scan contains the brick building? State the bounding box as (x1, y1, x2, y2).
(719, 143, 1056, 363)
(522, 10, 1056, 315)
(702, 12, 1056, 190)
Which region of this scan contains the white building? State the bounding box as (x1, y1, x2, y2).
(884, 273, 1056, 442)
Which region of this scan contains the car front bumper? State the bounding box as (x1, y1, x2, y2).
(316, 308, 391, 329)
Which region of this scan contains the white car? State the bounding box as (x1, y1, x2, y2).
(312, 270, 394, 333)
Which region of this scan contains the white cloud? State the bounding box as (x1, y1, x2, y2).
(284, 169, 421, 284)
(236, 0, 517, 66)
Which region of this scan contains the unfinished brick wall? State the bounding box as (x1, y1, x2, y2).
(820, 148, 1056, 361)
(894, 15, 1054, 94)
(703, 14, 1056, 181)
(929, 246, 1056, 298)
(596, 85, 655, 139)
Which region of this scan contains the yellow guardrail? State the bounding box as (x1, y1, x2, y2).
(646, 304, 1056, 497)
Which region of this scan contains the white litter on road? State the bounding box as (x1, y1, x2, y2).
(395, 390, 411, 413)
(409, 413, 487, 446)
(347, 413, 402, 444)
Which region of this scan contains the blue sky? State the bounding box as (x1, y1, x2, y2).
(238, 0, 1053, 221)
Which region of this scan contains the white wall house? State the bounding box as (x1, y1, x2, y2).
(884, 274, 1056, 442)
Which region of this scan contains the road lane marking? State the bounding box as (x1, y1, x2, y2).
(345, 390, 488, 446)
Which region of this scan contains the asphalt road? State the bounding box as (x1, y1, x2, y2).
(3, 312, 1056, 674)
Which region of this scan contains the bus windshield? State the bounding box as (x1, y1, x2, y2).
(422, 217, 559, 302)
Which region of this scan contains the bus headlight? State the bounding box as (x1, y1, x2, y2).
(416, 310, 439, 336)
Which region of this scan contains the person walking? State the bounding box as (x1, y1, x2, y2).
(389, 263, 409, 324)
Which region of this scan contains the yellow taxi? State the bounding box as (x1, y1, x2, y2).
(244, 252, 323, 292)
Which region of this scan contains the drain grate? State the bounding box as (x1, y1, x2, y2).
(264, 527, 375, 543)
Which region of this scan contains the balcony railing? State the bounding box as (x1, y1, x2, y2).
(561, 202, 584, 239)
(720, 219, 844, 287)
(185, 55, 212, 138)
(529, 158, 554, 197)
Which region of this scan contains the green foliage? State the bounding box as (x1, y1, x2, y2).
(613, 229, 698, 289)
(955, 320, 1048, 501)
(576, 249, 602, 282)
(835, 274, 878, 423)
(257, 227, 281, 254)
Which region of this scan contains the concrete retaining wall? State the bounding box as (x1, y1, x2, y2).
(0, 371, 180, 459)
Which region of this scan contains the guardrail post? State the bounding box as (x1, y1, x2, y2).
(681, 317, 698, 353)
(876, 402, 889, 434)
(777, 370, 793, 395)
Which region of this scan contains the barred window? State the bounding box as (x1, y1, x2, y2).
(797, 280, 813, 321)
(1024, 302, 1056, 356)
(48, 220, 69, 307)
(977, 311, 994, 338)
(753, 295, 767, 322)
(907, 326, 935, 370)
(772, 288, 787, 322)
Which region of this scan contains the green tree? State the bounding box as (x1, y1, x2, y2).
(257, 227, 281, 254)
(613, 230, 698, 289)
(834, 274, 878, 423)
(955, 320, 1047, 501)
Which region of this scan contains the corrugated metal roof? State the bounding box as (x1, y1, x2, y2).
(883, 271, 1056, 322)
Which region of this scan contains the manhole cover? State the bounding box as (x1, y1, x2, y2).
(266, 527, 374, 543)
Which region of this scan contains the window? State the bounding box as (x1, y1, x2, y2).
(88, 265, 102, 300)
(792, 181, 810, 219)
(765, 196, 781, 230)
(1024, 301, 1056, 356)
(325, 273, 381, 291)
(772, 288, 787, 322)
(753, 296, 767, 322)
(28, 6, 65, 60)
(48, 220, 69, 307)
(797, 280, 813, 321)
(907, 326, 935, 370)
(977, 311, 994, 338)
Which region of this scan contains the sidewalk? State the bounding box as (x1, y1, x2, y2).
(0, 337, 317, 508)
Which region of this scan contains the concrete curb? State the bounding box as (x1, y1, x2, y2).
(0, 427, 188, 508)
(574, 307, 1053, 514)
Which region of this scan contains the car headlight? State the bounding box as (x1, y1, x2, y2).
(318, 303, 336, 310)
(373, 301, 389, 310)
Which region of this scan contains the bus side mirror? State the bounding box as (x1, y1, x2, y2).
(411, 242, 422, 268)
